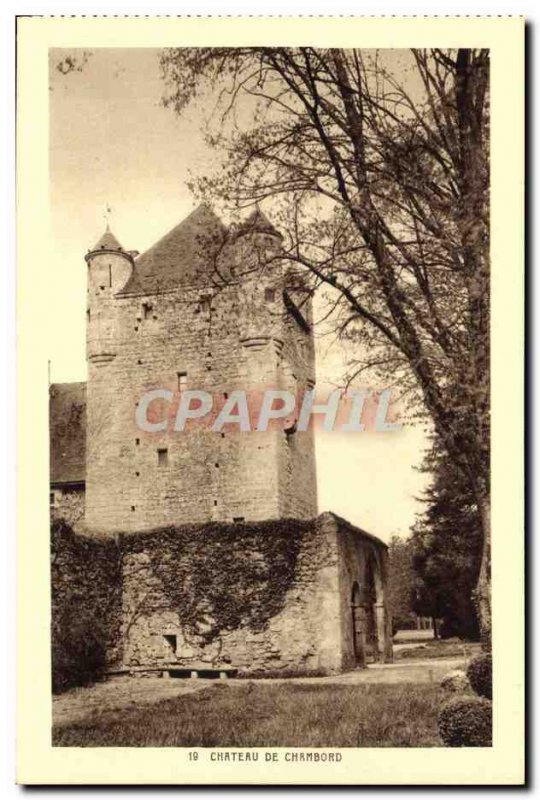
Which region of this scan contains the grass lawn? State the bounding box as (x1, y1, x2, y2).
(53, 681, 443, 748)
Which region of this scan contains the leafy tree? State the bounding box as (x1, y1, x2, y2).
(387, 535, 416, 633)
(410, 439, 482, 640)
(160, 47, 491, 642)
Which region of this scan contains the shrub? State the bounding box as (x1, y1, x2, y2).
(438, 696, 492, 747)
(52, 610, 107, 694)
(51, 520, 122, 693)
(467, 653, 492, 699)
(440, 669, 470, 694)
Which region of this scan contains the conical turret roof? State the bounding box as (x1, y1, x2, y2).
(90, 226, 125, 253)
(235, 208, 283, 240)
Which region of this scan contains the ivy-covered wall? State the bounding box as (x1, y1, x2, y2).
(51, 520, 122, 692)
(120, 514, 343, 674)
(51, 487, 85, 532)
(51, 512, 392, 684)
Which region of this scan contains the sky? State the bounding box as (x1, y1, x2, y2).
(49, 47, 430, 541)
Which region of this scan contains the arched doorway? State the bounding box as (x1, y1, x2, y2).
(351, 582, 365, 668)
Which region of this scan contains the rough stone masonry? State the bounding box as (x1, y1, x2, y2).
(50, 205, 392, 674)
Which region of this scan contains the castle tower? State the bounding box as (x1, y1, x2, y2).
(85, 227, 134, 362)
(84, 228, 135, 531)
(84, 205, 318, 535)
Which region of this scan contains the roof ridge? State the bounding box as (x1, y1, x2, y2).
(134, 203, 225, 263)
(121, 204, 227, 295)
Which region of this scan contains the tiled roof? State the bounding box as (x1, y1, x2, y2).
(49, 382, 86, 485)
(235, 208, 283, 240)
(90, 227, 125, 253)
(120, 204, 227, 295)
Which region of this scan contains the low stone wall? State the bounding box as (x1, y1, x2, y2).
(51, 513, 392, 685)
(120, 516, 343, 675)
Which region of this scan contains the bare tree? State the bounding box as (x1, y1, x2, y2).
(161, 47, 491, 642)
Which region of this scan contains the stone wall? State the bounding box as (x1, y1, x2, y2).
(51, 486, 85, 532)
(85, 235, 317, 535)
(334, 515, 393, 668)
(51, 513, 392, 683)
(120, 514, 342, 675)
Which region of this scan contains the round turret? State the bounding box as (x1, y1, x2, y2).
(234, 208, 283, 242)
(85, 226, 134, 363)
(85, 226, 134, 294)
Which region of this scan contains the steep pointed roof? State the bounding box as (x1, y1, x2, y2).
(90, 226, 125, 253)
(120, 204, 227, 295)
(235, 208, 283, 240)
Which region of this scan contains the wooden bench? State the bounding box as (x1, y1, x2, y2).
(163, 666, 238, 680)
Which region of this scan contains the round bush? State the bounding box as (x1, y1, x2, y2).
(438, 696, 492, 747)
(467, 653, 492, 699)
(440, 669, 470, 694)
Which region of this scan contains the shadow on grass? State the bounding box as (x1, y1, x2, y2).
(53, 681, 443, 748)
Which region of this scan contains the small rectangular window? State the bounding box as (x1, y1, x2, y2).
(142, 302, 152, 319)
(158, 448, 168, 467)
(264, 288, 276, 302)
(199, 295, 211, 313)
(233, 516, 245, 523)
(163, 634, 177, 653)
(177, 371, 188, 392)
(49, 492, 56, 507)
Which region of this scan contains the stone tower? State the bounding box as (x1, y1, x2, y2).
(84, 205, 318, 534)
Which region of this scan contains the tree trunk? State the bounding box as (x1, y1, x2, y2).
(474, 486, 492, 650)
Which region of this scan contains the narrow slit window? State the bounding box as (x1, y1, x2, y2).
(108, 264, 112, 287)
(142, 302, 152, 320)
(177, 371, 188, 392)
(158, 448, 168, 467)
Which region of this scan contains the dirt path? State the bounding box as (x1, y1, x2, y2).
(252, 657, 470, 686)
(53, 656, 468, 729)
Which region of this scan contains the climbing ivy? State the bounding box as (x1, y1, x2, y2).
(51, 520, 122, 692)
(121, 519, 312, 644)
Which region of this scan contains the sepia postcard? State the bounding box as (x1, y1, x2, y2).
(16, 15, 525, 785)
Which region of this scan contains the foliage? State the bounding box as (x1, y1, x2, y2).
(51, 609, 108, 694)
(51, 518, 317, 690)
(439, 669, 471, 694)
(51, 520, 122, 693)
(160, 47, 491, 639)
(387, 535, 417, 632)
(467, 653, 492, 699)
(53, 682, 443, 747)
(50, 491, 85, 530)
(438, 695, 492, 747)
(410, 437, 482, 640)
(122, 518, 312, 645)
